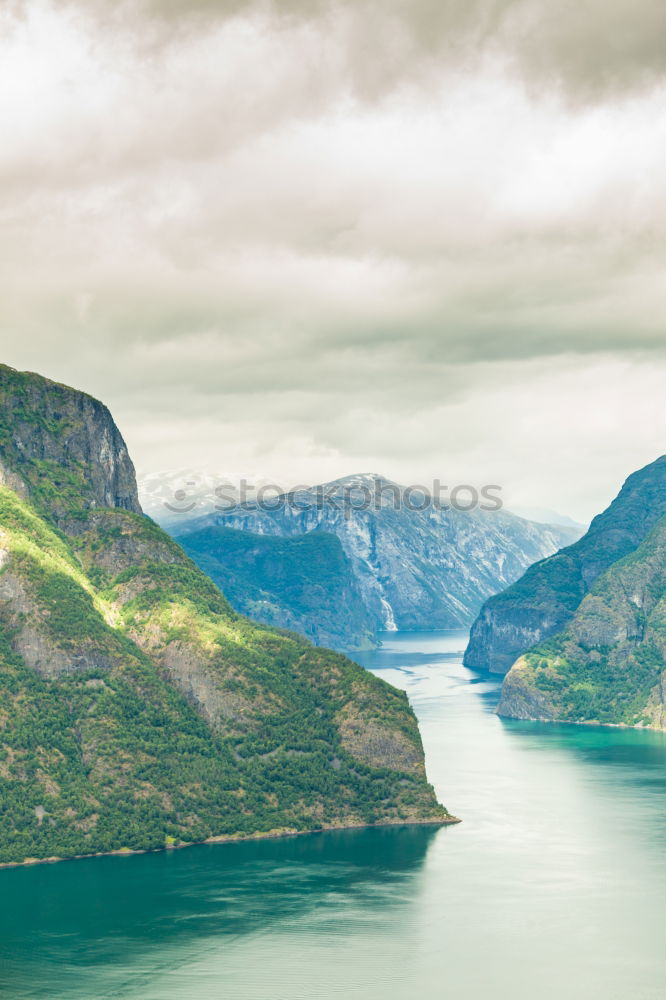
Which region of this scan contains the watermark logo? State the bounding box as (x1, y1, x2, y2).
(164, 479, 502, 517)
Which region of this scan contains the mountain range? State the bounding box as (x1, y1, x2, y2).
(152, 473, 582, 650)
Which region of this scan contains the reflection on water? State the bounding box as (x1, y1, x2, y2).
(1, 629, 666, 1000)
(0, 826, 439, 999)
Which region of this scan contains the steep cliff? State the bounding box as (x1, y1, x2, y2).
(465, 456, 666, 674)
(0, 366, 140, 523)
(167, 474, 580, 646)
(179, 526, 377, 652)
(498, 515, 666, 727)
(0, 365, 452, 866)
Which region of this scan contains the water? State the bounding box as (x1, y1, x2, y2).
(2, 630, 666, 1000)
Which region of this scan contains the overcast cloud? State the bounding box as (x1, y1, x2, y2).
(1, 0, 665, 519)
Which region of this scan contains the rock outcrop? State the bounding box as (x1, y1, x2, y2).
(0, 365, 140, 523)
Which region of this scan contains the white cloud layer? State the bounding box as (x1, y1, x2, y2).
(1, 0, 665, 519)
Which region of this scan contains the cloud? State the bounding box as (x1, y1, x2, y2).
(15, 0, 666, 102)
(1, 1, 665, 520)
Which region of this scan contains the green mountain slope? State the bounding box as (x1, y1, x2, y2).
(498, 515, 666, 727)
(0, 365, 452, 866)
(464, 456, 666, 674)
(179, 526, 377, 651)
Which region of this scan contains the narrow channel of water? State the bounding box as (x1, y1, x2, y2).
(1, 630, 665, 999)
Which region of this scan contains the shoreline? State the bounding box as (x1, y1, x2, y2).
(499, 712, 666, 732)
(0, 814, 461, 872)
(469, 667, 666, 733)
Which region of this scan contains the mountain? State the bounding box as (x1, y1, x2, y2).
(137, 469, 274, 531)
(498, 514, 666, 726)
(464, 456, 666, 675)
(508, 506, 585, 530)
(0, 365, 452, 866)
(179, 526, 377, 651)
(169, 474, 582, 646)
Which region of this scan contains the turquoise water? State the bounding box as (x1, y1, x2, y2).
(2, 630, 666, 999)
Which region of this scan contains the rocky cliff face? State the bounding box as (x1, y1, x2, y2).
(498, 515, 666, 727)
(168, 474, 580, 645)
(465, 456, 666, 674)
(0, 365, 140, 524)
(0, 366, 451, 866)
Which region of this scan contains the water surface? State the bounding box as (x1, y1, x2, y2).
(2, 630, 665, 999)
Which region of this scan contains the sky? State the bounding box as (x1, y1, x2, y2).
(1, 0, 665, 521)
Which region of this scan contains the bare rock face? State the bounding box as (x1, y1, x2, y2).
(151, 639, 255, 730)
(0, 459, 29, 501)
(496, 656, 559, 722)
(463, 603, 570, 676)
(336, 703, 425, 774)
(0, 561, 116, 678)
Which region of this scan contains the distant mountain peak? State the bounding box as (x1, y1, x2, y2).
(508, 505, 586, 530)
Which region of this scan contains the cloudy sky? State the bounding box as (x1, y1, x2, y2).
(1, 0, 665, 520)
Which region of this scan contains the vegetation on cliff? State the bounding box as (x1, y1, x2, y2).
(0, 366, 450, 866)
(498, 515, 666, 727)
(178, 525, 377, 651)
(465, 456, 666, 675)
